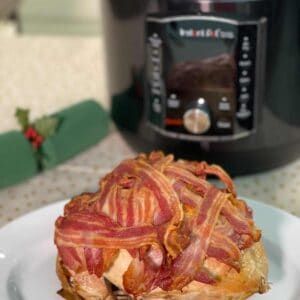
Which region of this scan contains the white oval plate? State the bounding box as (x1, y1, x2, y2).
(0, 198, 300, 299)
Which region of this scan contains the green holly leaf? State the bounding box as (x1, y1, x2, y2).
(34, 116, 59, 138)
(15, 108, 29, 130)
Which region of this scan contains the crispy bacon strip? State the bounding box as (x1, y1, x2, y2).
(54, 152, 261, 298)
(97, 159, 182, 225)
(55, 212, 159, 249)
(165, 165, 211, 196)
(63, 192, 98, 215)
(201, 163, 236, 195)
(95, 158, 183, 257)
(173, 160, 235, 195)
(57, 246, 85, 273)
(207, 232, 240, 270)
(165, 188, 227, 290)
(222, 201, 257, 238)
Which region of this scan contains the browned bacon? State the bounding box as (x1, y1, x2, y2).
(54, 151, 261, 298)
(55, 212, 159, 249)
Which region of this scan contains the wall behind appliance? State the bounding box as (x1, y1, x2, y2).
(19, 0, 101, 36)
(0, 0, 109, 134)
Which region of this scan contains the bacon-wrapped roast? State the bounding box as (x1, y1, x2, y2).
(54, 152, 269, 299)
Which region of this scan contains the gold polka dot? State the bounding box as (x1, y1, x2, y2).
(0, 204, 3, 209)
(14, 207, 20, 212)
(271, 195, 277, 202)
(263, 187, 270, 193)
(7, 217, 12, 222)
(291, 188, 298, 194)
(31, 190, 36, 196)
(27, 202, 32, 207)
(279, 183, 285, 189)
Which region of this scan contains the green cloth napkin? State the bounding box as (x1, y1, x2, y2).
(0, 131, 39, 188)
(40, 100, 109, 170)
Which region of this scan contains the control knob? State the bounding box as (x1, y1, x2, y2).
(183, 99, 211, 134)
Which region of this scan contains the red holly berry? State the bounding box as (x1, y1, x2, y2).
(31, 134, 44, 149)
(24, 127, 44, 149)
(24, 127, 38, 139)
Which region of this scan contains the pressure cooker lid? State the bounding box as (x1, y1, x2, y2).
(167, 0, 267, 13)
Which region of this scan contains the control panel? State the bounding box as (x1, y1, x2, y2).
(146, 15, 266, 141)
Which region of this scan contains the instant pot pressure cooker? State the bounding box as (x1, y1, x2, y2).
(100, 0, 300, 175)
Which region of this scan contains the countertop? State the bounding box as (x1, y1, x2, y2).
(0, 35, 300, 228)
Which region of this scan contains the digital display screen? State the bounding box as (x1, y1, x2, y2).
(164, 18, 238, 95)
(167, 26, 236, 62)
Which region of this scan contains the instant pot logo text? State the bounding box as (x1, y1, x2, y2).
(179, 27, 234, 39)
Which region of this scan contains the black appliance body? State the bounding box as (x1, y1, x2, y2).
(100, 0, 300, 175)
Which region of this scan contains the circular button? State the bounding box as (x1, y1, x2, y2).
(183, 108, 211, 134)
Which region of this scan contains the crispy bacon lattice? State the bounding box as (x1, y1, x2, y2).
(54, 151, 264, 298)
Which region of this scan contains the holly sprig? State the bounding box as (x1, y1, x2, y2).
(15, 108, 59, 149)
